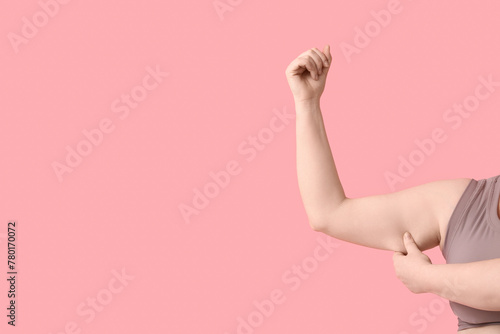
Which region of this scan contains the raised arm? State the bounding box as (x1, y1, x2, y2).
(286, 45, 471, 254)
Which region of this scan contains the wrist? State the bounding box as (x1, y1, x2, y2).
(294, 98, 321, 113)
(421, 263, 438, 295)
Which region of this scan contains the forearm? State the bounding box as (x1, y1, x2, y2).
(295, 99, 346, 228)
(425, 258, 500, 311)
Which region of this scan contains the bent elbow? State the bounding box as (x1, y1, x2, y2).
(308, 218, 327, 232)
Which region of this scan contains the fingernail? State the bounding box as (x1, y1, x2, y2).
(404, 232, 410, 240)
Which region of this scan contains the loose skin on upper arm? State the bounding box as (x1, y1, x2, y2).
(316, 178, 473, 254)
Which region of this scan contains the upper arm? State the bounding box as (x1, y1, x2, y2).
(313, 178, 472, 253)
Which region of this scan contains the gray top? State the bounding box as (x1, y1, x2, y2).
(442, 175, 500, 331)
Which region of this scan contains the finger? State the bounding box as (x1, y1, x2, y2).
(297, 55, 319, 80)
(323, 44, 332, 66)
(311, 47, 329, 68)
(403, 231, 420, 253)
(306, 48, 325, 76)
(297, 49, 322, 77)
(287, 56, 314, 77)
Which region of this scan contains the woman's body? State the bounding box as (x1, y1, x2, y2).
(462, 325, 500, 333)
(285, 44, 500, 332)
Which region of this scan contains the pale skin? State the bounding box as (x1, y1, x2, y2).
(285, 44, 500, 333)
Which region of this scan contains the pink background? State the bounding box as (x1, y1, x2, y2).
(1, 0, 500, 333)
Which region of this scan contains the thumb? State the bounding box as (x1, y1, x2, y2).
(403, 232, 420, 253)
